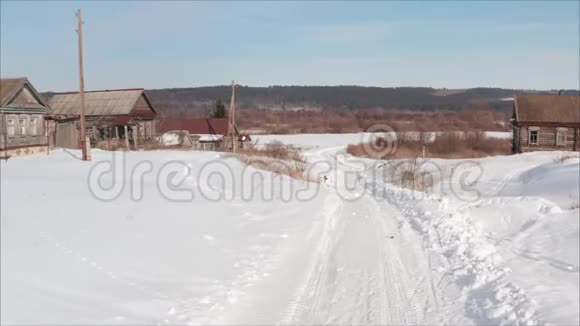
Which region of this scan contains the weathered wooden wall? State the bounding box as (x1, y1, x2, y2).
(55, 121, 80, 149)
(0, 112, 46, 150)
(52, 118, 157, 150)
(516, 125, 579, 152)
(0, 114, 5, 149)
(137, 119, 156, 139)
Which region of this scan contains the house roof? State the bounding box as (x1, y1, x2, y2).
(48, 88, 156, 117)
(158, 118, 231, 135)
(514, 94, 580, 124)
(0, 77, 50, 109)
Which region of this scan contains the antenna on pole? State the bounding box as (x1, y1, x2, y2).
(76, 9, 90, 161)
(228, 81, 237, 153)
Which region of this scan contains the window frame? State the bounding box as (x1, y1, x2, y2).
(528, 127, 539, 146)
(18, 117, 27, 136)
(6, 115, 17, 137)
(29, 116, 39, 136)
(556, 128, 567, 147)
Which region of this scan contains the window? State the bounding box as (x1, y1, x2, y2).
(556, 129, 567, 146)
(529, 130, 538, 145)
(30, 117, 38, 136)
(19, 117, 27, 136)
(7, 118, 16, 137)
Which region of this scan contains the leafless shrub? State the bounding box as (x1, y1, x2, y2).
(554, 152, 579, 164)
(234, 142, 315, 182)
(390, 158, 433, 191)
(93, 139, 126, 151)
(347, 131, 511, 159)
(136, 139, 185, 151)
(236, 108, 511, 134)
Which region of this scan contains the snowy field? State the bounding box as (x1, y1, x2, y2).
(253, 131, 511, 150)
(1, 134, 578, 325)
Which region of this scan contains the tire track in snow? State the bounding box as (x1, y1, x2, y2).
(381, 184, 542, 325)
(370, 195, 427, 325)
(278, 191, 342, 325)
(280, 146, 439, 325)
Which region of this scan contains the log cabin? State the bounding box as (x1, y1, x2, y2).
(512, 94, 580, 153)
(46, 88, 157, 150)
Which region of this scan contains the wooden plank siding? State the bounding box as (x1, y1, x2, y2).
(0, 113, 47, 149)
(516, 125, 579, 152)
(0, 114, 4, 149)
(54, 121, 80, 149)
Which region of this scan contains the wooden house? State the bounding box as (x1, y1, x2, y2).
(47, 88, 157, 150)
(0, 77, 50, 157)
(512, 94, 580, 153)
(158, 117, 250, 150)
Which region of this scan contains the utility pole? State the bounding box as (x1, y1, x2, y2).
(76, 9, 90, 161)
(228, 81, 237, 153)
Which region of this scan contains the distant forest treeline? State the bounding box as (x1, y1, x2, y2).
(141, 86, 576, 116)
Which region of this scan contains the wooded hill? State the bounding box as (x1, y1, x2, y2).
(141, 86, 577, 116)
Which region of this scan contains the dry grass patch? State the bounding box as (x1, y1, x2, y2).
(234, 141, 317, 182)
(348, 131, 511, 159)
(384, 158, 445, 192)
(554, 152, 580, 164)
(236, 108, 511, 134)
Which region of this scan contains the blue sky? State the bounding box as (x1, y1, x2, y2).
(1, 1, 578, 91)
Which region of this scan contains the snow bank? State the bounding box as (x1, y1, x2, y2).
(0, 149, 329, 325)
(364, 151, 579, 325)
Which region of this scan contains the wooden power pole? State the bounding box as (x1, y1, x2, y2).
(76, 9, 90, 161)
(228, 81, 237, 153)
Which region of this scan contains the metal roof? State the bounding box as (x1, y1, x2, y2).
(48, 89, 153, 116)
(158, 118, 231, 135)
(515, 94, 580, 124)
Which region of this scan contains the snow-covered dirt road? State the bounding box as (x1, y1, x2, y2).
(280, 147, 449, 325)
(282, 190, 447, 325)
